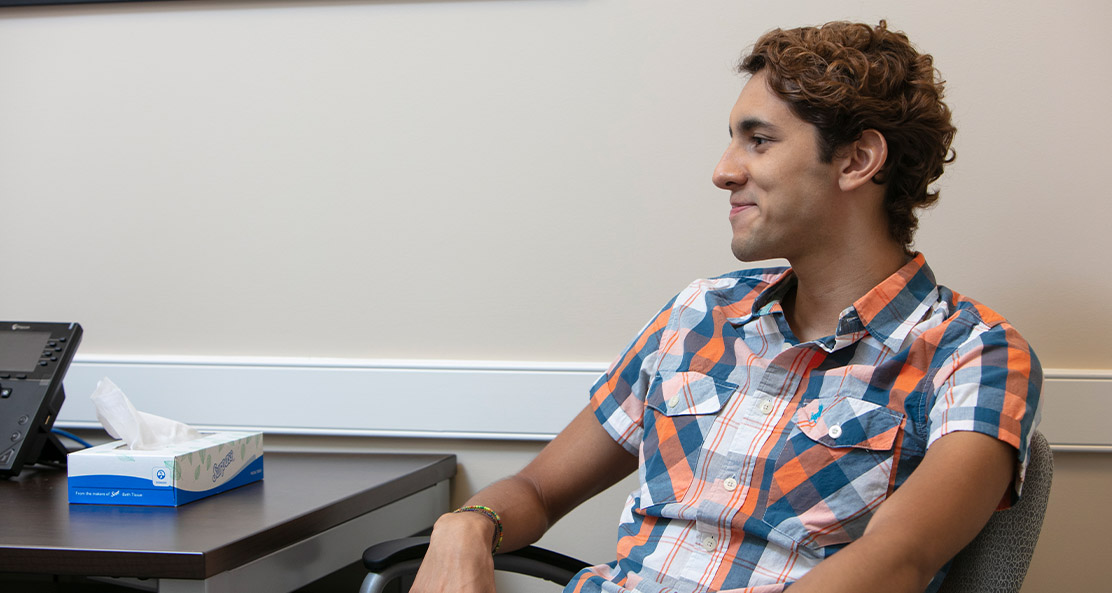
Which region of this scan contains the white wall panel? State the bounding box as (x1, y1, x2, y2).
(58, 356, 1109, 449)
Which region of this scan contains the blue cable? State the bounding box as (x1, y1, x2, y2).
(52, 429, 93, 449)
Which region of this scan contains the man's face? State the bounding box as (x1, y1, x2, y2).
(712, 71, 844, 263)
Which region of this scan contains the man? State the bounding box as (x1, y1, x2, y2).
(413, 21, 1042, 593)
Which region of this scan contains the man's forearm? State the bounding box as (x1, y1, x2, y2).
(449, 473, 554, 553)
(789, 432, 1014, 593)
(412, 406, 636, 591)
(785, 528, 936, 593)
(412, 474, 555, 593)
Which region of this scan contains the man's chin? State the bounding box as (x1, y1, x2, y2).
(730, 241, 765, 263)
(731, 240, 788, 266)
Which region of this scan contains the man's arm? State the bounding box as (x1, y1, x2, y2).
(410, 405, 638, 593)
(788, 430, 1016, 593)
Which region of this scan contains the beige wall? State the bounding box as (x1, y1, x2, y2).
(1, 0, 1110, 369)
(7, 1, 1109, 591)
(1022, 451, 1112, 592)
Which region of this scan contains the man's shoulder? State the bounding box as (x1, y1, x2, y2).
(935, 285, 1014, 331)
(925, 285, 1039, 370)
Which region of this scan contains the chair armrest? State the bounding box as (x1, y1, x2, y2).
(363, 536, 431, 572)
(362, 536, 591, 586)
(494, 544, 591, 584)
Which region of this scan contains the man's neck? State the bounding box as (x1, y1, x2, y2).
(781, 242, 909, 343)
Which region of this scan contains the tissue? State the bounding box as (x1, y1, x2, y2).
(91, 377, 200, 450)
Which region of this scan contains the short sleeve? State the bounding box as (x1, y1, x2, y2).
(927, 320, 1043, 501)
(588, 298, 675, 456)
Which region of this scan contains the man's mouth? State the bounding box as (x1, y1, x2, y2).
(730, 203, 755, 216)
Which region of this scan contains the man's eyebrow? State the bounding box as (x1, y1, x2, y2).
(728, 117, 777, 138)
(736, 117, 777, 134)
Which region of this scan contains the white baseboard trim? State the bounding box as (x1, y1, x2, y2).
(56, 355, 1109, 449)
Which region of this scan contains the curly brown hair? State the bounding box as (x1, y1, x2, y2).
(739, 21, 956, 250)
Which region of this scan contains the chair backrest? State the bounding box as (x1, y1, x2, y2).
(937, 431, 1054, 593)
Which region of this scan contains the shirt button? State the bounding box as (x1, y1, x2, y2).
(668, 395, 681, 407)
(828, 424, 843, 439)
(723, 477, 738, 492)
(758, 399, 774, 415)
(701, 535, 717, 551)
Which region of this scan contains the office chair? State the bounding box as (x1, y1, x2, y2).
(360, 431, 1053, 593)
(936, 430, 1054, 593)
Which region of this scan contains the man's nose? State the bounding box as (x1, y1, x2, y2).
(712, 148, 748, 190)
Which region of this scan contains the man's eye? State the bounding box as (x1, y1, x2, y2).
(752, 136, 769, 146)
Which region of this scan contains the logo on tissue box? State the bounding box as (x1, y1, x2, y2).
(212, 450, 235, 483)
(153, 466, 172, 487)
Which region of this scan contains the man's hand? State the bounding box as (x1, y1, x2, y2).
(410, 512, 497, 593)
(410, 405, 637, 592)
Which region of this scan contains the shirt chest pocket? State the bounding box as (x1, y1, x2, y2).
(639, 370, 738, 509)
(761, 396, 904, 551)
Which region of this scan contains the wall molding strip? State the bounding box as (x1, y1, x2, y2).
(55, 355, 1108, 449)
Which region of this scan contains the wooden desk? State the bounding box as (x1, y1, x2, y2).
(0, 452, 456, 592)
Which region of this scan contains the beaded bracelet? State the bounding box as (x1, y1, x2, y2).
(452, 505, 504, 554)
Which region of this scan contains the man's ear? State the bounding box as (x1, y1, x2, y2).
(837, 129, 888, 192)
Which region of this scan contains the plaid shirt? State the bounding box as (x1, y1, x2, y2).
(567, 254, 1042, 593)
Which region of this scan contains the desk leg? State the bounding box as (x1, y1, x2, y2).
(156, 481, 449, 593)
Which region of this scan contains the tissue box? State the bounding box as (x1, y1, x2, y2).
(67, 431, 264, 506)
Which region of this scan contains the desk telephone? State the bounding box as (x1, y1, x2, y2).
(0, 321, 82, 477)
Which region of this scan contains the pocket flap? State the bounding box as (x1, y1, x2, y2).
(793, 397, 903, 450)
(647, 371, 738, 416)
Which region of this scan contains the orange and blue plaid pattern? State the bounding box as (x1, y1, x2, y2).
(567, 254, 1042, 593)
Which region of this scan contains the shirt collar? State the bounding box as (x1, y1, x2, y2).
(751, 268, 796, 318)
(850, 253, 939, 352)
(740, 253, 939, 352)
